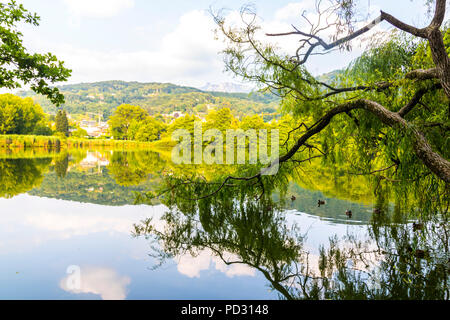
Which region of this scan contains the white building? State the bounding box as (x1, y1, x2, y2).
(80, 120, 109, 138)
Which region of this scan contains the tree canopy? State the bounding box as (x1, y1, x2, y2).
(55, 109, 69, 136)
(0, 94, 45, 134)
(128, 116, 167, 142)
(108, 104, 149, 140)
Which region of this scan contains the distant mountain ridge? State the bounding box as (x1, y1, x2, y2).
(18, 80, 279, 120)
(200, 82, 253, 93)
(17, 70, 343, 120)
(316, 69, 345, 84)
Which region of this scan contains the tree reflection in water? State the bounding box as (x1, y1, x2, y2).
(133, 174, 449, 300)
(0, 150, 447, 299)
(0, 157, 52, 198)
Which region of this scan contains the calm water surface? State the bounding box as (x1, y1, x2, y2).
(0, 150, 444, 300)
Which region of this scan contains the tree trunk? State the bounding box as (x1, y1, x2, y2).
(279, 99, 450, 183)
(361, 99, 450, 183)
(427, 27, 450, 99)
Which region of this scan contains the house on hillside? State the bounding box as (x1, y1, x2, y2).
(80, 152, 110, 168)
(161, 111, 185, 121)
(80, 120, 109, 138)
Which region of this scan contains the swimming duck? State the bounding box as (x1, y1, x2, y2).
(318, 200, 325, 207)
(291, 196, 296, 201)
(406, 246, 428, 259)
(414, 249, 427, 259)
(413, 222, 424, 231)
(345, 210, 353, 218)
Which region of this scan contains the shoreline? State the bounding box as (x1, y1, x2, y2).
(0, 134, 159, 150)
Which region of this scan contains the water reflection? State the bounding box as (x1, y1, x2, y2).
(132, 160, 449, 300)
(0, 157, 52, 198)
(60, 266, 131, 300)
(1, 150, 376, 218)
(133, 180, 449, 300)
(0, 149, 448, 300)
(26, 151, 164, 206)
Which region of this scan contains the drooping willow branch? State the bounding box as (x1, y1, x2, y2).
(184, 94, 450, 201)
(176, 2, 450, 200)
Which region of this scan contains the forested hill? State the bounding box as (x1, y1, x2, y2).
(316, 69, 345, 84)
(18, 81, 280, 120)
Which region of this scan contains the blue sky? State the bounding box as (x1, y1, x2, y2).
(10, 0, 437, 88)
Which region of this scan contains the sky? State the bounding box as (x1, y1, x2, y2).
(5, 0, 438, 89)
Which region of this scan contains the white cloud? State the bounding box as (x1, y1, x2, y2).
(0, 194, 166, 253)
(13, 2, 394, 89)
(60, 266, 131, 300)
(176, 250, 212, 278)
(176, 249, 255, 278)
(274, 1, 316, 21)
(64, 0, 135, 19)
(213, 252, 256, 278)
(0, 193, 254, 280)
(25, 211, 136, 236)
(24, 9, 228, 87)
(161, 10, 222, 61)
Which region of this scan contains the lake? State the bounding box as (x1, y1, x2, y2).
(0, 149, 448, 300)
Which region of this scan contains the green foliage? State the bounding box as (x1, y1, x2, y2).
(0, 134, 61, 148)
(217, 9, 449, 212)
(0, 94, 45, 134)
(0, 157, 52, 198)
(54, 154, 69, 178)
(108, 151, 165, 187)
(165, 114, 200, 138)
(132, 164, 449, 300)
(0, 1, 71, 105)
(71, 127, 88, 138)
(128, 116, 167, 142)
(108, 104, 148, 140)
(240, 114, 268, 130)
(204, 108, 237, 132)
(32, 123, 53, 136)
(17, 81, 279, 119)
(55, 109, 69, 136)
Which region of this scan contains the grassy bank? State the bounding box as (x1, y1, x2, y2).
(0, 148, 61, 159)
(148, 138, 177, 150)
(0, 135, 156, 150)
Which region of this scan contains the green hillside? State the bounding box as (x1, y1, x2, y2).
(18, 81, 280, 120)
(316, 69, 345, 84)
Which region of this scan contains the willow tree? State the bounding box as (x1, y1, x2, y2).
(211, 0, 449, 201)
